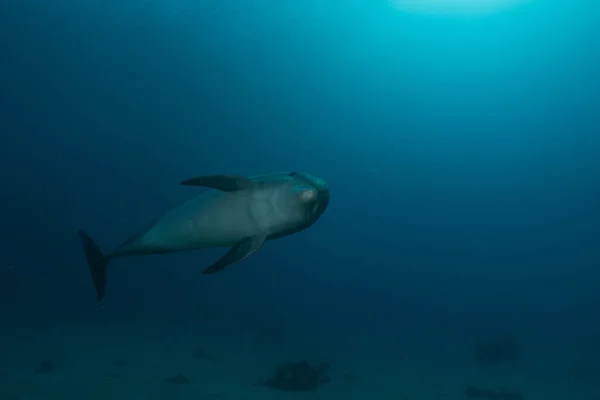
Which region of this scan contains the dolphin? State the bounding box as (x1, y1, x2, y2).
(78, 172, 330, 301)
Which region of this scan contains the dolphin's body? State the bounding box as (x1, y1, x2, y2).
(78, 172, 329, 301)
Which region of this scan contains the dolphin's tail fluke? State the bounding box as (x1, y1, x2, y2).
(77, 230, 109, 302)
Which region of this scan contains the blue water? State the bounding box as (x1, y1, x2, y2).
(1, 0, 599, 399)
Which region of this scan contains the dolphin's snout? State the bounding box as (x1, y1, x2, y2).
(314, 189, 329, 218)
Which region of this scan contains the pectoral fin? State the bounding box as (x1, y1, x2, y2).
(180, 175, 257, 191)
(203, 234, 267, 274)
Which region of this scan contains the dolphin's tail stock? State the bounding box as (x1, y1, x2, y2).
(77, 230, 109, 302)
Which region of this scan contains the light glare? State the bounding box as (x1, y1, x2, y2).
(391, 0, 531, 14)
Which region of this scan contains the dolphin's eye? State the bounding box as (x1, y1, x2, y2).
(299, 189, 316, 203)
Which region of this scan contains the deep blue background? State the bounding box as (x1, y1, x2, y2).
(1, 0, 599, 371)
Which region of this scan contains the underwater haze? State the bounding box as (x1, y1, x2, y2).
(1, 0, 599, 399)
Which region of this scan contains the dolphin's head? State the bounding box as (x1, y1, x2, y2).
(264, 172, 329, 239)
(291, 172, 330, 225)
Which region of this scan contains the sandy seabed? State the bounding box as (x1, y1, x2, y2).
(0, 321, 597, 400)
